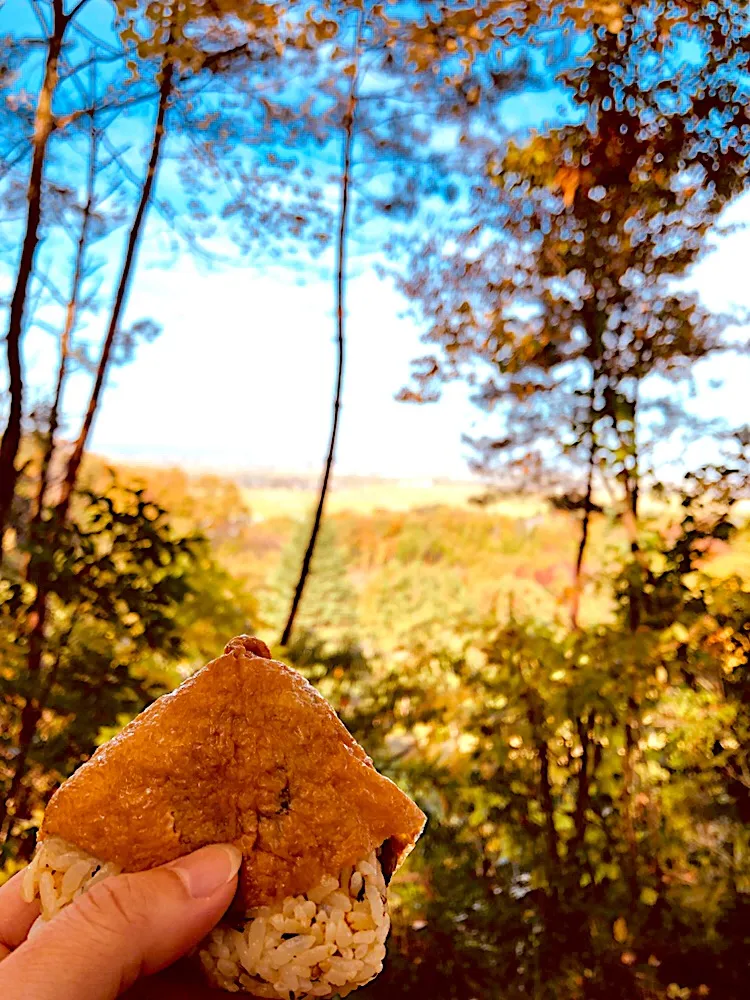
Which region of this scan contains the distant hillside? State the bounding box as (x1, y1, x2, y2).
(234, 470, 478, 491)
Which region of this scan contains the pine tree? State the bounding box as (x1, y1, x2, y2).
(265, 517, 357, 646)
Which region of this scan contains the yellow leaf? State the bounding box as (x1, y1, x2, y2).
(613, 916, 628, 943)
(647, 731, 667, 750)
(672, 622, 689, 643)
(640, 887, 659, 906)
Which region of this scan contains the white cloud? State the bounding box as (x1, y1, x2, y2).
(80, 259, 481, 477)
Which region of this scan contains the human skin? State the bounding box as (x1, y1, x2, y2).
(0, 843, 241, 1000)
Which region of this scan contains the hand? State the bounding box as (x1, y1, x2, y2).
(0, 843, 242, 1000)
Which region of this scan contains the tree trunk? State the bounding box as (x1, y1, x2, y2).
(572, 710, 595, 857)
(281, 18, 362, 647)
(0, 700, 42, 843)
(571, 304, 606, 630)
(617, 393, 642, 631)
(0, 1, 66, 561)
(618, 395, 642, 898)
(526, 691, 559, 893)
(0, 555, 53, 839)
(32, 119, 98, 525)
(537, 736, 558, 883)
(622, 697, 640, 902)
(622, 470, 642, 631)
(570, 439, 595, 630)
(56, 56, 175, 525)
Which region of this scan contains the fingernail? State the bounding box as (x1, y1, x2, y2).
(171, 844, 242, 899)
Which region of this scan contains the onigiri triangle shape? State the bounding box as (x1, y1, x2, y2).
(42, 636, 426, 908)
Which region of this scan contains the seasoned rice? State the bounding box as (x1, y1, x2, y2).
(21, 836, 122, 938)
(23, 838, 390, 999)
(199, 850, 390, 998)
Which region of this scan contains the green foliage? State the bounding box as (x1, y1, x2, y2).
(0, 478, 254, 860)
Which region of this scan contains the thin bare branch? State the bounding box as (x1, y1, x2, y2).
(54, 89, 159, 131)
(71, 17, 123, 56)
(99, 131, 229, 265)
(0, 140, 32, 180)
(32, 267, 68, 308)
(281, 9, 364, 646)
(66, 0, 93, 19)
(29, 0, 51, 36)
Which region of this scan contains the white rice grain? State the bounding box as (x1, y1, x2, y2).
(269, 934, 316, 969)
(61, 858, 95, 900)
(21, 855, 39, 903)
(365, 883, 382, 923)
(325, 891, 352, 912)
(352, 930, 375, 945)
(241, 916, 267, 969)
(307, 876, 338, 904)
(38, 872, 57, 918)
(335, 921, 354, 948)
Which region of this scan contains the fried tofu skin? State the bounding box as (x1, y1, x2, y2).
(41, 636, 426, 908)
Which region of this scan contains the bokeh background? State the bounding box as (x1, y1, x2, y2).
(2, 2, 750, 997)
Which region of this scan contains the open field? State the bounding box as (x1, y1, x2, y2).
(241, 482, 548, 518)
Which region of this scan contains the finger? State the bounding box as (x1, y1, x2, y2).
(0, 870, 40, 959)
(0, 843, 241, 1000)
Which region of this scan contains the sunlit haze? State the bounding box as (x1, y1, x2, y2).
(18, 216, 750, 480)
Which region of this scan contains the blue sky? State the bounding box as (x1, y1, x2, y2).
(2, 1, 750, 480)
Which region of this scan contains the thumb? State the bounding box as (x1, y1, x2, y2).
(1, 843, 242, 1000)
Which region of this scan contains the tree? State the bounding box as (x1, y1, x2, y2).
(398, 0, 750, 626)
(266, 516, 357, 648)
(280, 7, 363, 647)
